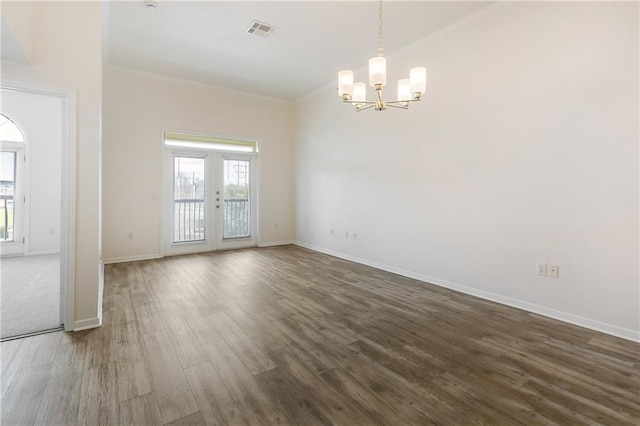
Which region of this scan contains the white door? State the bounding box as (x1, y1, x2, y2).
(164, 149, 257, 256)
(215, 154, 257, 250)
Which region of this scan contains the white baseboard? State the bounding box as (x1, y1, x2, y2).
(103, 254, 163, 264)
(27, 250, 60, 256)
(295, 241, 640, 343)
(73, 316, 101, 331)
(258, 240, 295, 248)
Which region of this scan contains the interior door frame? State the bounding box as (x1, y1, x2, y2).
(0, 80, 77, 332)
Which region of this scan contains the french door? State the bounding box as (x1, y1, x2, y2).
(164, 150, 257, 256)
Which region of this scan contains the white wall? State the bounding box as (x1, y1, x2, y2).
(102, 66, 295, 262)
(2, 1, 103, 329)
(294, 2, 639, 339)
(1, 90, 62, 254)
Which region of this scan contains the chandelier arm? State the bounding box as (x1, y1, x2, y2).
(356, 104, 376, 112)
(345, 100, 377, 105)
(386, 103, 409, 110)
(386, 99, 419, 105)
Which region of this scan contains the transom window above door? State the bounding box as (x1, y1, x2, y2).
(164, 131, 258, 153)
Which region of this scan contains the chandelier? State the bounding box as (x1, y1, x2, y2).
(338, 0, 426, 112)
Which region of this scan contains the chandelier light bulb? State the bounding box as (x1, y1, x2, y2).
(369, 57, 387, 88)
(410, 67, 427, 96)
(352, 82, 367, 103)
(338, 70, 354, 98)
(397, 79, 412, 102)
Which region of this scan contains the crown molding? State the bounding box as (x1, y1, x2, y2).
(105, 64, 294, 105)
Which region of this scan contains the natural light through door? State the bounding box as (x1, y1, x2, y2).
(222, 158, 251, 239)
(0, 151, 17, 242)
(173, 156, 206, 243)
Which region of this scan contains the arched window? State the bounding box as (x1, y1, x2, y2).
(0, 114, 25, 142)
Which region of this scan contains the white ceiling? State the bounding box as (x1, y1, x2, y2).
(107, 1, 491, 100)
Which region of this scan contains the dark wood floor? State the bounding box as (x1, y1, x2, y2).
(2, 245, 639, 425)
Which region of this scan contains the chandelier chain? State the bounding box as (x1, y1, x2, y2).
(377, 0, 384, 56)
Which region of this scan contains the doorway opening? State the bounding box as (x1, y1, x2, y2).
(0, 86, 74, 340)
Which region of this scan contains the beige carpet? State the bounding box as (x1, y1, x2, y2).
(0, 254, 61, 339)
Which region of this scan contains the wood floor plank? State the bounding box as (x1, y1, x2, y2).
(183, 361, 243, 425)
(85, 328, 116, 369)
(34, 341, 86, 425)
(269, 348, 378, 425)
(18, 331, 62, 369)
(134, 300, 165, 335)
(166, 328, 210, 370)
(207, 310, 276, 375)
(254, 367, 332, 425)
(221, 302, 288, 354)
(172, 297, 224, 346)
(119, 391, 164, 426)
(1, 362, 52, 426)
(164, 410, 207, 426)
(201, 339, 287, 425)
(142, 330, 200, 424)
(0, 336, 33, 400)
(77, 362, 120, 425)
(113, 320, 154, 402)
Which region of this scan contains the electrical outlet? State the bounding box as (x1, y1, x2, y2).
(330, 229, 334, 236)
(275, 223, 279, 229)
(128, 232, 134, 240)
(548, 265, 559, 278)
(536, 263, 548, 276)
(344, 231, 349, 239)
(352, 232, 357, 240)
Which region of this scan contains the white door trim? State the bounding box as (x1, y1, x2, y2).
(1, 79, 77, 332)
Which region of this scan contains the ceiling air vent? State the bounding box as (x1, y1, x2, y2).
(246, 20, 276, 38)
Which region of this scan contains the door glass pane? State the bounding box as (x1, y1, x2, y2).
(173, 156, 205, 242)
(0, 151, 16, 242)
(223, 159, 250, 239)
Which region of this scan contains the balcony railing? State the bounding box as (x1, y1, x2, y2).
(224, 198, 249, 239)
(173, 198, 249, 242)
(174, 198, 205, 242)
